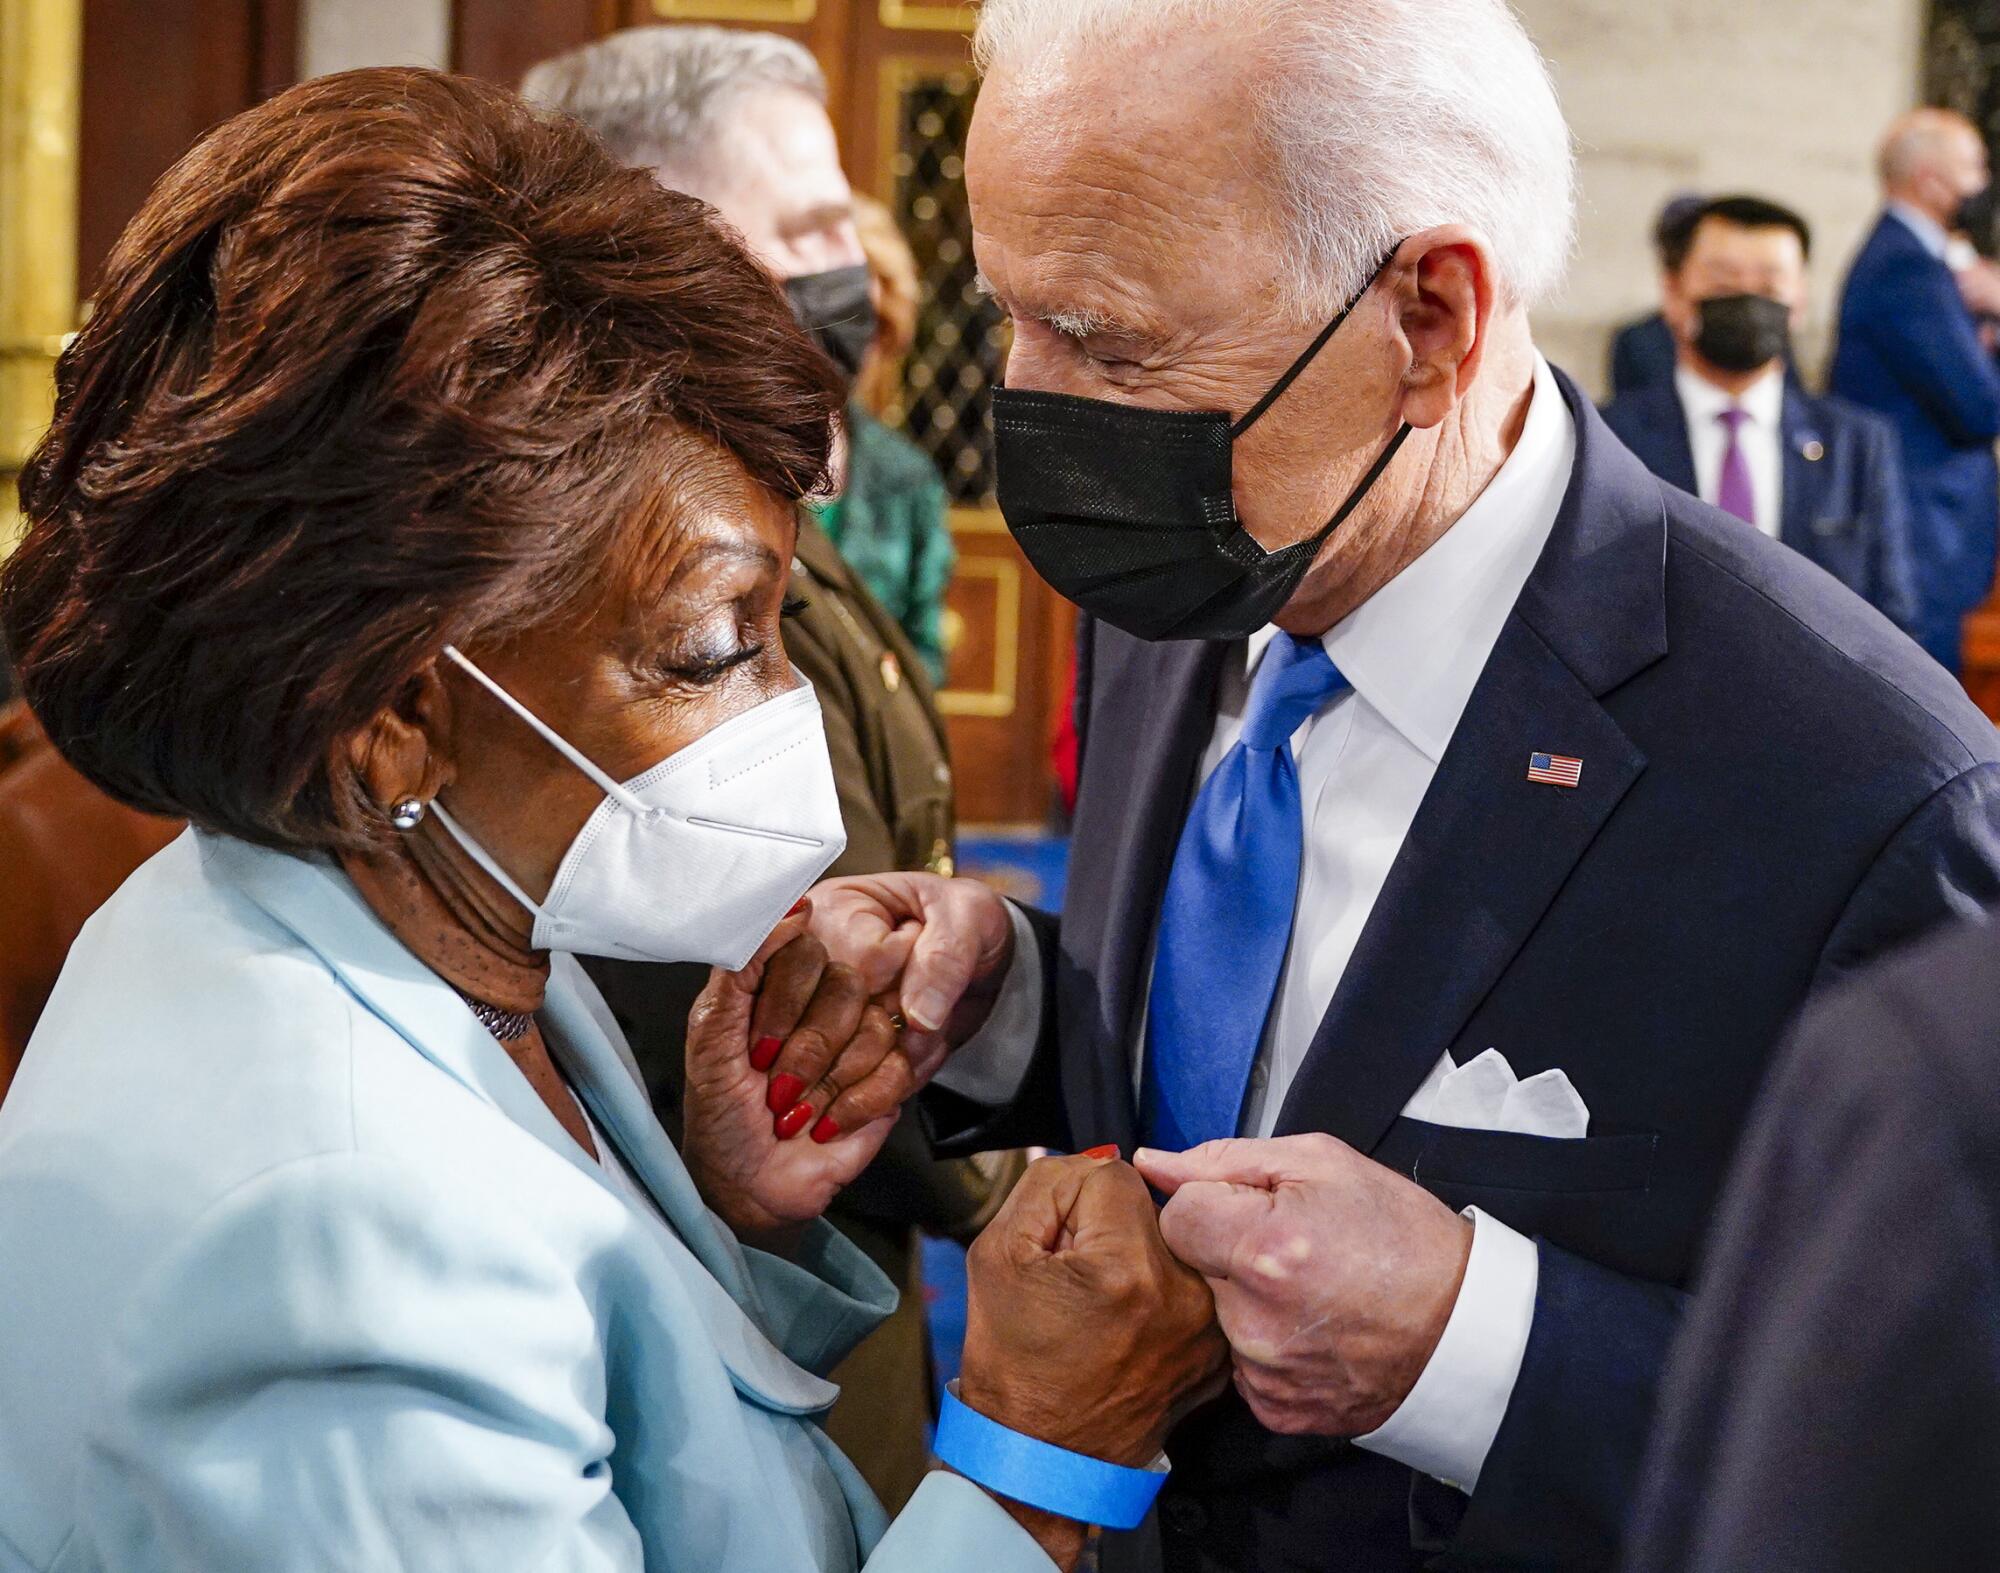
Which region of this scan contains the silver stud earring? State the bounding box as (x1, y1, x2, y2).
(388, 796, 428, 831)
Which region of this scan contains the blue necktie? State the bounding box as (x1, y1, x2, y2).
(1140, 633, 1350, 1151)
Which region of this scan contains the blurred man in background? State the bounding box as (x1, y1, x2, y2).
(1832, 109, 2000, 674)
(1607, 191, 1706, 397)
(1604, 195, 1916, 630)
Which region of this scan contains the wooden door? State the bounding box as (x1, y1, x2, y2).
(459, 1, 1069, 825)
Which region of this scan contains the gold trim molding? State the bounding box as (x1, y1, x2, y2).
(0, 0, 82, 557)
(938, 555, 1020, 718)
(949, 504, 1005, 537)
(650, 0, 817, 20)
(880, 0, 975, 28)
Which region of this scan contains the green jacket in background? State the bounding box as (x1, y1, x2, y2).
(815, 404, 955, 686)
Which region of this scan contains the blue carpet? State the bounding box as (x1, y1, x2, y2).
(923, 833, 1067, 1401)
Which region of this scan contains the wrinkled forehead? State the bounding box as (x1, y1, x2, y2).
(967, 39, 1290, 319)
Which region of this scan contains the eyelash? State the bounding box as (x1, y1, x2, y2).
(669, 597, 809, 685)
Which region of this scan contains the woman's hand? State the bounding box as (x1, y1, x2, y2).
(681, 909, 924, 1249)
(955, 1152, 1231, 1567)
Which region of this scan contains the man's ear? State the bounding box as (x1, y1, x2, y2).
(341, 661, 456, 815)
(1391, 228, 1496, 431)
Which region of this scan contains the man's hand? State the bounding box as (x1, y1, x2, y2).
(1135, 1134, 1473, 1437)
(800, 872, 1017, 1069)
(958, 1153, 1230, 1569)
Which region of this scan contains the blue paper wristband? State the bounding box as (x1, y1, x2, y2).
(933, 1382, 1169, 1531)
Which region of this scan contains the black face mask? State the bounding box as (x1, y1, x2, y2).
(1955, 185, 1996, 249)
(991, 252, 1413, 642)
(1692, 293, 1792, 374)
(785, 264, 877, 391)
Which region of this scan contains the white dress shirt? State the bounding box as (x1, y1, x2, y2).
(1675, 362, 1784, 540)
(938, 356, 1577, 1494)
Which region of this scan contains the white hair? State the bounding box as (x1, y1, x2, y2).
(973, 0, 1576, 314)
(521, 25, 825, 176)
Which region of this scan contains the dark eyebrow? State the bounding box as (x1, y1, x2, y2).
(666, 536, 784, 588)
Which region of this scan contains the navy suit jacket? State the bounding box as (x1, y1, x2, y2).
(1831, 213, 2000, 619)
(1608, 312, 1677, 398)
(929, 371, 2000, 1570)
(1600, 376, 1919, 631)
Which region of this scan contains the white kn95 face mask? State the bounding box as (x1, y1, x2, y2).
(429, 644, 846, 970)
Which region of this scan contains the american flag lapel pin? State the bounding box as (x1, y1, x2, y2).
(1527, 751, 1583, 788)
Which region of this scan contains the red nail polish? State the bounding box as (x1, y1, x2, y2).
(1081, 1143, 1119, 1160)
(767, 1073, 805, 1114)
(788, 897, 810, 917)
(811, 1113, 842, 1144)
(774, 1101, 815, 1140)
(750, 1035, 782, 1071)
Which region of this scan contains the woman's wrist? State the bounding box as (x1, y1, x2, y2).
(943, 1470, 1087, 1571)
(679, 1147, 788, 1246)
(956, 1369, 1159, 1469)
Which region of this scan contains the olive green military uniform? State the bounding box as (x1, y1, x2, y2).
(584, 516, 1018, 1515)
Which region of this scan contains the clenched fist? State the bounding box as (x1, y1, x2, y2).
(1136, 1134, 1473, 1439)
(957, 1152, 1229, 1567)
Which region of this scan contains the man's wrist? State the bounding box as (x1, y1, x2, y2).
(1353, 1209, 1540, 1493)
(930, 900, 1044, 1105)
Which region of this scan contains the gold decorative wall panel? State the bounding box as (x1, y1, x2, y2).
(650, 0, 817, 20)
(879, 0, 974, 28)
(0, 0, 82, 556)
(935, 555, 1019, 718)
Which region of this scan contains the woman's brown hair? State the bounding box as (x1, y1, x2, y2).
(2, 67, 838, 852)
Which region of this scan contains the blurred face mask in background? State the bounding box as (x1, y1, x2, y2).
(785, 264, 877, 391)
(431, 647, 847, 970)
(1691, 293, 1792, 374)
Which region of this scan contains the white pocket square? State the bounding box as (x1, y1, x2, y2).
(1401, 1047, 1589, 1138)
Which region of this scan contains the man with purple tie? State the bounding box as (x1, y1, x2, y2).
(1603, 195, 1918, 635)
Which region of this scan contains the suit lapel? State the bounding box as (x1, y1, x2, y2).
(540, 957, 756, 1303)
(1273, 620, 1646, 1149)
(1275, 373, 1666, 1152)
(1077, 631, 1229, 1151)
(1655, 386, 1700, 496)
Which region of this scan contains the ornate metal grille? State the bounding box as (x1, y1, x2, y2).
(1927, 0, 2000, 253)
(883, 66, 1007, 504)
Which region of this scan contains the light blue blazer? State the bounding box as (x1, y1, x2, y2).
(0, 831, 1051, 1573)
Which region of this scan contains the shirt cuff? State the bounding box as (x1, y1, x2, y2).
(927, 899, 1044, 1107)
(1350, 1207, 1538, 1494)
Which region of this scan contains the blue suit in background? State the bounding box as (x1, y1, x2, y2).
(1601, 376, 1920, 632)
(1607, 311, 1678, 397)
(1831, 211, 2000, 672)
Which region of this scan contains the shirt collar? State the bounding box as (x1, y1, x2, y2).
(1888, 201, 1952, 262)
(1245, 354, 1576, 764)
(1674, 360, 1785, 430)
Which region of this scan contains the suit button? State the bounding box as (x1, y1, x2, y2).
(1160, 1496, 1208, 1537)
